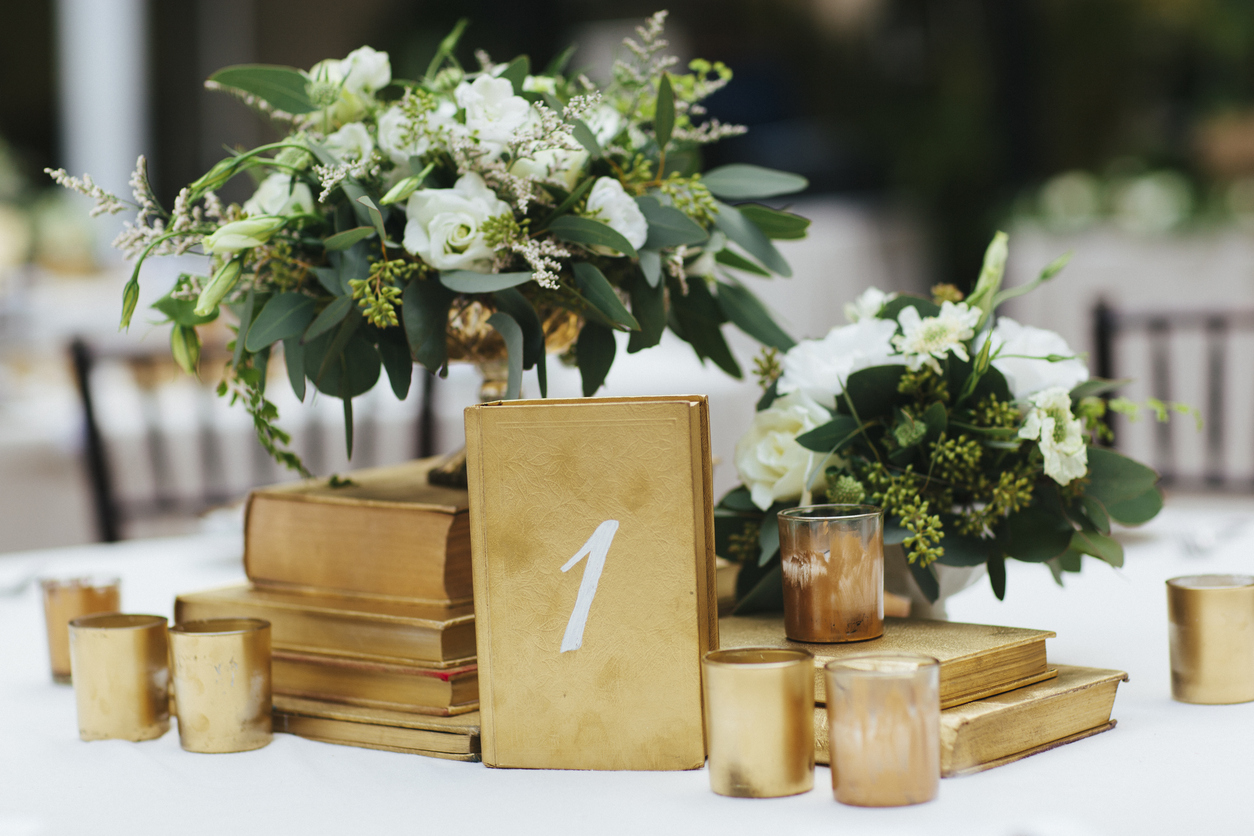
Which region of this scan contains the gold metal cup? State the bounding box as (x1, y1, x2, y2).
(702, 648, 815, 798)
(41, 577, 120, 684)
(68, 614, 170, 741)
(1167, 574, 1254, 704)
(824, 653, 940, 807)
(170, 618, 272, 753)
(778, 505, 883, 643)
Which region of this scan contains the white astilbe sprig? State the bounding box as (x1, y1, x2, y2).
(312, 153, 381, 202)
(667, 245, 689, 280)
(44, 168, 128, 217)
(562, 93, 600, 122)
(111, 156, 210, 259)
(510, 237, 570, 290)
(671, 119, 748, 144)
(615, 11, 677, 88)
(128, 156, 163, 221)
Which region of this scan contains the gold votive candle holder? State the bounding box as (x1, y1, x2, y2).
(778, 504, 883, 643)
(170, 618, 272, 753)
(824, 653, 940, 807)
(68, 613, 169, 741)
(1167, 574, 1254, 704)
(702, 648, 815, 797)
(40, 577, 120, 684)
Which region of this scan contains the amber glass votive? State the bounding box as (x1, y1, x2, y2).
(778, 505, 883, 643)
(170, 618, 272, 753)
(702, 648, 815, 797)
(69, 614, 169, 741)
(40, 577, 120, 684)
(1168, 574, 1254, 704)
(825, 653, 940, 807)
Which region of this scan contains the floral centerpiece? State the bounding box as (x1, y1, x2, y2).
(719, 232, 1178, 608)
(47, 12, 805, 474)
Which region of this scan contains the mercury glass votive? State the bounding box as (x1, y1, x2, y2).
(69, 614, 170, 741)
(825, 653, 940, 807)
(778, 505, 883, 643)
(1167, 574, 1254, 704)
(40, 577, 120, 684)
(702, 648, 815, 797)
(170, 618, 272, 753)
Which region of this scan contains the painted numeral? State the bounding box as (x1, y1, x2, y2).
(559, 520, 619, 653)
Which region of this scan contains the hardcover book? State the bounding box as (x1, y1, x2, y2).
(720, 614, 1055, 709)
(175, 585, 475, 668)
(244, 457, 471, 604)
(272, 650, 478, 715)
(814, 665, 1126, 776)
(273, 695, 480, 761)
(465, 396, 718, 770)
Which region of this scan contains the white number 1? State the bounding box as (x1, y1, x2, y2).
(559, 520, 619, 653)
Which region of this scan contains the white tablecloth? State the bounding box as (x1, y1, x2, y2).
(2, 495, 1252, 836)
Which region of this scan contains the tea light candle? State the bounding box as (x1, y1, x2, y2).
(69, 614, 170, 742)
(1167, 574, 1254, 704)
(170, 618, 273, 753)
(778, 505, 883, 643)
(40, 577, 120, 684)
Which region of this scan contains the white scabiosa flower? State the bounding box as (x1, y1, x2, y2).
(584, 177, 647, 254)
(892, 301, 981, 373)
(456, 76, 531, 148)
(242, 173, 314, 217)
(1018, 386, 1088, 485)
(402, 173, 511, 272)
(777, 318, 899, 406)
(843, 286, 896, 323)
(324, 122, 374, 162)
(734, 391, 836, 511)
(339, 46, 391, 95)
(977, 316, 1089, 399)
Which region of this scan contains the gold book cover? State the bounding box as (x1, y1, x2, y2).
(814, 665, 1126, 776)
(720, 614, 1055, 709)
(273, 695, 480, 760)
(272, 649, 478, 715)
(244, 456, 472, 604)
(175, 585, 475, 668)
(466, 396, 717, 770)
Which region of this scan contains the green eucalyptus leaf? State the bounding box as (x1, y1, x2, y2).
(712, 202, 791, 276)
(909, 560, 940, 603)
(573, 262, 639, 331)
(627, 270, 666, 354)
(402, 277, 455, 376)
(715, 280, 795, 351)
(545, 43, 577, 75)
(576, 320, 616, 396)
(757, 378, 779, 411)
(549, 215, 638, 258)
(283, 337, 306, 400)
(355, 195, 388, 241)
(232, 288, 258, 368)
(795, 415, 859, 454)
(209, 64, 317, 114)
(758, 510, 781, 567)
(668, 277, 741, 378)
(841, 365, 907, 420)
(1085, 446, 1159, 506)
(152, 283, 218, 327)
(715, 247, 771, 277)
(1079, 495, 1112, 534)
(998, 506, 1074, 562)
(498, 55, 530, 95)
(738, 204, 810, 239)
(636, 196, 708, 248)
(719, 486, 759, 513)
(303, 295, 353, 344)
(541, 177, 594, 229)
(372, 326, 413, 400)
(492, 287, 547, 397)
(486, 311, 523, 400)
(1105, 485, 1164, 525)
(303, 325, 380, 400)
(572, 120, 602, 158)
(935, 529, 993, 567)
(701, 164, 808, 200)
(439, 270, 531, 293)
(732, 562, 783, 615)
(1070, 378, 1132, 400)
(654, 73, 675, 149)
(324, 227, 375, 251)
(639, 249, 663, 287)
(1070, 529, 1124, 567)
(988, 554, 1007, 600)
(246, 292, 316, 352)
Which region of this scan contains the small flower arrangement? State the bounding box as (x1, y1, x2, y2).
(48, 12, 805, 474)
(719, 232, 1177, 606)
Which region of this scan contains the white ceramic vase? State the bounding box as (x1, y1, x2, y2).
(882, 543, 987, 620)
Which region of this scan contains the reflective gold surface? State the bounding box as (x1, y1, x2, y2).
(170, 618, 272, 753)
(825, 653, 940, 807)
(778, 506, 883, 643)
(41, 578, 120, 684)
(703, 648, 815, 797)
(1167, 574, 1254, 704)
(69, 614, 169, 741)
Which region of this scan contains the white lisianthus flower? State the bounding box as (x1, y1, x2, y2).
(242, 173, 314, 217)
(1018, 386, 1088, 485)
(584, 104, 623, 146)
(377, 100, 459, 165)
(456, 76, 531, 148)
(339, 46, 391, 95)
(584, 177, 648, 254)
(976, 317, 1089, 399)
(734, 391, 836, 511)
(509, 148, 589, 190)
(324, 122, 374, 162)
(402, 173, 511, 272)
(893, 301, 981, 373)
(203, 216, 286, 255)
(777, 318, 900, 406)
(844, 287, 897, 323)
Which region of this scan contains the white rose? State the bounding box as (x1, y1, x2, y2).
(1018, 386, 1088, 485)
(509, 147, 588, 190)
(402, 172, 511, 272)
(584, 177, 647, 254)
(340, 46, 391, 95)
(324, 122, 373, 163)
(978, 317, 1089, 399)
(242, 173, 314, 217)
(844, 286, 896, 323)
(456, 76, 531, 148)
(776, 318, 899, 406)
(377, 100, 459, 166)
(734, 391, 836, 511)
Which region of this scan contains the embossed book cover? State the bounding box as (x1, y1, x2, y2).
(465, 396, 717, 770)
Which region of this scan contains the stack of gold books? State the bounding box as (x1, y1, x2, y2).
(175, 457, 481, 760)
(720, 614, 1126, 777)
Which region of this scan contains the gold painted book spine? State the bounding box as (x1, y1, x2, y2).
(272, 650, 479, 716)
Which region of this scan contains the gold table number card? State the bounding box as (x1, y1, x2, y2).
(465, 395, 718, 770)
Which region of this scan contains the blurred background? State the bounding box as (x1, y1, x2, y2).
(1, 0, 1252, 552)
